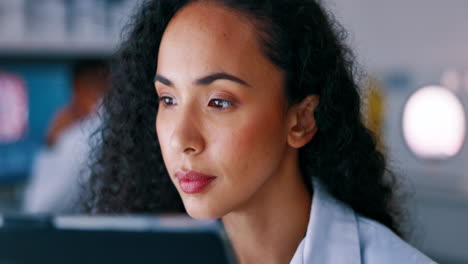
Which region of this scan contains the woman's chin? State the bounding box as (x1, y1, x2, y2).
(187, 212, 219, 220)
(183, 202, 226, 220)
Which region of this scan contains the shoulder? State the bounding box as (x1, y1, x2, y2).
(356, 216, 437, 264)
(300, 181, 438, 264)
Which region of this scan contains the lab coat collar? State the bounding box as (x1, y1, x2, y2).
(291, 180, 361, 264)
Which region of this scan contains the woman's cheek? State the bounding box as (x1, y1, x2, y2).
(215, 116, 273, 171)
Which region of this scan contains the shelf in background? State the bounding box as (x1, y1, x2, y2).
(0, 39, 120, 60)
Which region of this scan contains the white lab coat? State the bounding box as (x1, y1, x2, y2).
(290, 181, 437, 264)
(23, 114, 100, 214)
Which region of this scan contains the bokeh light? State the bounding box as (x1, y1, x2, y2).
(402, 85, 466, 159)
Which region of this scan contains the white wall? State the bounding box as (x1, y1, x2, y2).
(326, 0, 468, 72)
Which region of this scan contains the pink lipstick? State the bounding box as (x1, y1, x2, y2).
(175, 170, 216, 194)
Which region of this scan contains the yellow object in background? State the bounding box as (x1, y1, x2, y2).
(364, 77, 385, 152)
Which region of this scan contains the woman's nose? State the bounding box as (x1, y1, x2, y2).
(170, 111, 205, 155)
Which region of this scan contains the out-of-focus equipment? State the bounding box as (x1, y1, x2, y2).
(0, 215, 236, 264)
(0, 72, 28, 143)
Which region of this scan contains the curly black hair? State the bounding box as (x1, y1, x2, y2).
(86, 0, 403, 237)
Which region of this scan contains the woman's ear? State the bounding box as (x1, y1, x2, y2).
(287, 95, 320, 148)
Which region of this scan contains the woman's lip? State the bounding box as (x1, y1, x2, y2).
(175, 170, 216, 194)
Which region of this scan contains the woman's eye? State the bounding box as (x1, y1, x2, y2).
(208, 98, 234, 110)
(159, 96, 176, 106)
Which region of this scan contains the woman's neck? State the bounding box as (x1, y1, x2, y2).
(221, 150, 312, 264)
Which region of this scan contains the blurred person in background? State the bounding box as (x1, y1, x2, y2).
(23, 60, 108, 214)
(86, 0, 437, 263)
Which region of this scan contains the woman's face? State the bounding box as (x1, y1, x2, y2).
(155, 2, 294, 219)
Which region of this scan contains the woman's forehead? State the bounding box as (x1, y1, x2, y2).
(156, 2, 273, 85)
(166, 2, 254, 40)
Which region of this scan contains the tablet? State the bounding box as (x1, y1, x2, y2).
(0, 214, 236, 264)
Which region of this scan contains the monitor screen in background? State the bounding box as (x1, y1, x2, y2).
(0, 63, 71, 183)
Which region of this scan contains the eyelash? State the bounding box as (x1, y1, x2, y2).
(158, 96, 235, 110)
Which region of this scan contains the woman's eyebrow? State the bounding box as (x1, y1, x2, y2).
(195, 72, 250, 87)
(154, 72, 250, 87)
(154, 75, 172, 86)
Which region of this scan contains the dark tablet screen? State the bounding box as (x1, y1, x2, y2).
(0, 215, 236, 264)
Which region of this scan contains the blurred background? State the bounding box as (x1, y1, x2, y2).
(0, 0, 467, 263)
